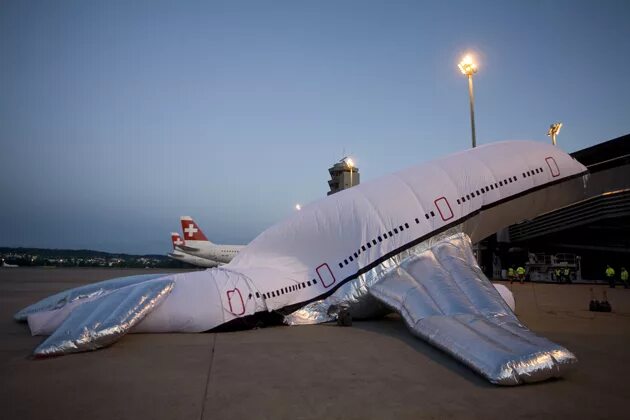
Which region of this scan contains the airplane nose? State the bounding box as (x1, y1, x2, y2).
(134, 270, 226, 333)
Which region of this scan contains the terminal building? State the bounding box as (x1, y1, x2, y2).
(482, 134, 630, 281)
(327, 158, 360, 195)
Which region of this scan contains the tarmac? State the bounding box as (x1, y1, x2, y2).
(1, 268, 629, 420)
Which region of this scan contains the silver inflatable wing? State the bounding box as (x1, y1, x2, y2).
(32, 279, 174, 357)
(369, 235, 577, 385)
(14, 273, 167, 322)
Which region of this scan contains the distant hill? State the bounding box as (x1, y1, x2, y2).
(0, 247, 165, 259)
(0, 247, 191, 268)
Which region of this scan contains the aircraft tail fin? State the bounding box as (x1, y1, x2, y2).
(171, 232, 184, 250)
(180, 216, 212, 243)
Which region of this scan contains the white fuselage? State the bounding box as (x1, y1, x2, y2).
(167, 251, 221, 268)
(177, 241, 244, 264)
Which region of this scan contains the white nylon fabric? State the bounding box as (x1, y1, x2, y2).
(229, 140, 586, 311)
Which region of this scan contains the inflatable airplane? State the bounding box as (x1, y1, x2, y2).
(167, 233, 220, 268)
(14, 141, 588, 385)
(175, 216, 244, 264)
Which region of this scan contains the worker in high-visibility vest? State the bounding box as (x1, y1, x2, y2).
(516, 266, 526, 284)
(605, 265, 616, 288)
(554, 268, 561, 283)
(621, 267, 628, 289)
(563, 267, 571, 284)
(508, 267, 515, 284)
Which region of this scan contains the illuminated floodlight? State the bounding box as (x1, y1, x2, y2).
(547, 122, 563, 146)
(458, 54, 478, 76)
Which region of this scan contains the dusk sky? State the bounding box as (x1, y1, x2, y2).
(1, 1, 629, 254)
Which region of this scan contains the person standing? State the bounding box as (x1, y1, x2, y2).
(516, 266, 526, 284)
(564, 267, 572, 284)
(605, 265, 616, 288)
(621, 267, 628, 289)
(508, 266, 515, 284)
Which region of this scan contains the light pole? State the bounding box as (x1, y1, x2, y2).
(547, 122, 562, 146)
(458, 54, 478, 148)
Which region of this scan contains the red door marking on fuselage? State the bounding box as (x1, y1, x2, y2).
(434, 197, 454, 221)
(227, 288, 245, 315)
(545, 157, 560, 177)
(316, 263, 336, 288)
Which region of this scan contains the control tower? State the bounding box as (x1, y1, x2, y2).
(327, 157, 359, 195)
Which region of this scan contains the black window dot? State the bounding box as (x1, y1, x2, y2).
(362, 245, 366, 251)
(378, 236, 382, 242)
(404, 222, 410, 228)
(367, 242, 372, 248)
(485, 186, 490, 192)
(476, 190, 480, 195)
(466, 194, 471, 199)
(255, 292, 260, 298)
(394, 228, 399, 234)
(415, 218, 420, 223)
(302, 282, 306, 288)
(389, 231, 393, 236)
(313, 279, 317, 284)
(457, 199, 461, 204)
(349, 256, 353, 262)
(307, 281, 311, 286)
(490, 185, 494, 190)
(430, 211, 435, 217)
(499, 181, 503, 186)
(344, 259, 348, 265)
(248, 293, 252, 299)
(354, 252, 358, 258)
(522, 172, 526, 178)
(339, 263, 344, 268)
(399, 225, 404, 231)
(494, 183, 498, 188)
(425, 213, 430, 219)
(372, 239, 377, 245)
(357, 249, 361, 255)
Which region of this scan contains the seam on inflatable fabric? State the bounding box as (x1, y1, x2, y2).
(279, 169, 588, 314)
(434, 241, 485, 318)
(398, 263, 444, 319)
(391, 172, 429, 223)
(451, 314, 520, 355)
(485, 316, 554, 350)
(354, 190, 384, 243)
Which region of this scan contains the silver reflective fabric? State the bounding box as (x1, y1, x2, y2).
(285, 228, 463, 325)
(14, 273, 166, 322)
(33, 279, 175, 357)
(369, 233, 577, 385)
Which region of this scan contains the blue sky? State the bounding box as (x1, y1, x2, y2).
(1, 0, 629, 254)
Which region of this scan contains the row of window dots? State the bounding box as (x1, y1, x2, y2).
(339, 219, 425, 269)
(339, 165, 547, 270)
(456, 167, 544, 205)
(260, 278, 319, 299)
